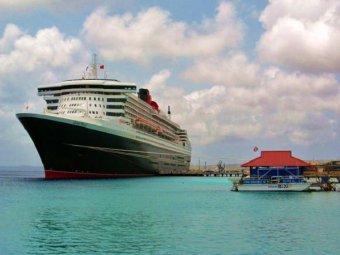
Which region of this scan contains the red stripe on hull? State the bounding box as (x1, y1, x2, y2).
(45, 170, 154, 179)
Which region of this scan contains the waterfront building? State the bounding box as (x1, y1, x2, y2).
(233, 150, 310, 191)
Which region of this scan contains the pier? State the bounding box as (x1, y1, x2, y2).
(303, 161, 340, 191)
(188, 164, 246, 177)
(185, 158, 340, 192)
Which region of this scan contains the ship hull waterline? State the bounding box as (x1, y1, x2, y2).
(17, 113, 190, 179)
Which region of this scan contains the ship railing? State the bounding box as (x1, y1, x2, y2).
(278, 176, 307, 183)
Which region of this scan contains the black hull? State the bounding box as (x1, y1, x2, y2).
(17, 114, 190, 179)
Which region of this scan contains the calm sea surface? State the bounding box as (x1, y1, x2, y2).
(0, 168, 339, 255)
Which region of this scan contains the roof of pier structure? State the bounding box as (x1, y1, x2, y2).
(241, 151, 310, 167)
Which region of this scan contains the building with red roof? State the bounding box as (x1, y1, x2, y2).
(242, 151, 310, 167)
(234, 151, 311, 191)
(241, 151, 310, 178)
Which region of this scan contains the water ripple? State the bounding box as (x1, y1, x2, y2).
(0, 177, 339, 254)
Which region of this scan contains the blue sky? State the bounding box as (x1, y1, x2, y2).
(0, 0, 340, 166)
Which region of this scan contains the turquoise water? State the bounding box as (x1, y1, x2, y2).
(0, 174, 339, 255)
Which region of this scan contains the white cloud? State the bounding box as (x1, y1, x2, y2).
(1, 0, 340, 165)
(144, 67, 340, 146)
(143, 70, 261, 145)
(0, 23, 23, 52)
(256, 69, 340, 144)
(182, 52, 259, 87)
(257, 0, 340, 72)
(0, 0, 94, 11)
(144, 69, 171, 93)
(0, 0, 59, 8)
(0, 23, 89, 165)
(82, 2, 243, 64)
(0, 23, 88, 117)
(0, 25, 83, 74)
(144, 69, 190, 123)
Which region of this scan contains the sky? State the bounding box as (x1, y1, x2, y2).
(0, 0, 340, 167)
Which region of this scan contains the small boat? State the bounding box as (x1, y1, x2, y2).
(232, 175, 310, 192)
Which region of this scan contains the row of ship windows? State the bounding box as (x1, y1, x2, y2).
(89, 111, 124, 116)
(88, 104, 124, 109)
(89, 104, 102, 108)
(106, 112, 124, 116)
(39, 85, 135, 92)
(55, 110, 124, 117)
(55, 92, 123, 97)
(55, 97, 126, 102)
(51, 104, 125, 109)
(59, 97, 86, 102)
(65, 110, 82, 114)
(46, 99, 59, 104)
(59, 96, 104, 101)
(107, 98, 126, 102)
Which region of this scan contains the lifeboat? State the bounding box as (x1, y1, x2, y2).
(134, 118, 163, 133)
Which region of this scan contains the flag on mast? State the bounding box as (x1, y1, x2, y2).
(99, 64, 104, 69)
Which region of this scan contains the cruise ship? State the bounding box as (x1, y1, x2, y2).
(16, 57, 191, 179)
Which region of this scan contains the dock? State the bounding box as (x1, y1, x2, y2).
(187, 164, 246, 177)
(184, 160, 340, 192)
